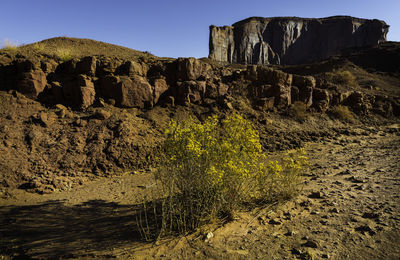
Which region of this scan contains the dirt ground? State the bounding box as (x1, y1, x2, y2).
(1, 123, 399, 259)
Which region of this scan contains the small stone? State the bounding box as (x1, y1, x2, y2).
(330, 208, 340, 214)
(308, 191, 323, 199)
(291, 248, 301, 255)
(347, 176, 365, 183)
(74, 118, 87, 127)
(93, 109, 111, 120)
(336, 169, 352, 175)
(205, 232, 214, 241)
(362, 212, 379, 219)
(284, 230, 296, 236)
(300, 200, 313, 207)
(302, 240, 319, 248)
(322, 253, 330, 258)
(355, 185, 365, 190)
(355, 224, 376, 235)
(107, 98, 115, 106)
(268, 218, 282, 225)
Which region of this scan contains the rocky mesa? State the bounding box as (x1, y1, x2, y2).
(209, 16, 389, 65)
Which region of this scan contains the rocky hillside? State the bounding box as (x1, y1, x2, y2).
(209, 16, 389, 65)
(0, 37, 399, 193)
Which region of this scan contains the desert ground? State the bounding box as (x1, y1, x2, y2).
(0, 38, 399, 259)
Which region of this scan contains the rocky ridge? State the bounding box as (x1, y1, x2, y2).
(1, 47, 398, 115)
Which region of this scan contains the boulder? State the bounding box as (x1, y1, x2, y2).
(38, 81, 64, 105)
(176, 80, 206, 104)
(345, 91, 371, 114)
(117, 60, 148, 77)
(76, 56, 96, 76)
(292, 75, 316, 89)
(273, 84, 292, 107)
(16, 69, 47, 99)
(55, 59, 78, 75)
(99, 75, 153, 108)
(256, 66, 293, 86)
(153, 78, 169, 104)
(40, 60, 58, 74)
(313, 88, 331, 111)
(63, 75, 95, 108)
(97, 58, 123, 76)
(175, 58, 212, 81)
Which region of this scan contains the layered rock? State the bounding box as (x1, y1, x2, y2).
(209, 16, 389, 65)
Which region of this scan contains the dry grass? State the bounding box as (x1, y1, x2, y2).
(288, 101, 308, 121)
(1, 39, 19, 51)
(1, 37, 165, 63)
(331, 105, 354, 121)
(325, 70, 359, 88)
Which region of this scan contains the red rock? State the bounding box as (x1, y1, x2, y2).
(16, 69, 47, 99)
(175, 58, 212, 81)
(63, 74, 95, 108)
(76, 56, 96, 76)
(99, 75, 153, 108)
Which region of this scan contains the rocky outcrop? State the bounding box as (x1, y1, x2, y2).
(0, 48, 398, 117)
(209, 16, 389, 65)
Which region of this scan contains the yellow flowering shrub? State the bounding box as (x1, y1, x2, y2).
(156, 114, 308, 235)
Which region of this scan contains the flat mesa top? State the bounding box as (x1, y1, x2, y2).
(231, 16, 388, 27)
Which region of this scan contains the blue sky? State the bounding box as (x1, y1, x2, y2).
(1, 0, 399, 58)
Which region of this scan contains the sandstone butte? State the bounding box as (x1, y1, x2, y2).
(209, 16, 389, 65)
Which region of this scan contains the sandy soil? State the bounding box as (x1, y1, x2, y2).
(1, 123, 399, 259)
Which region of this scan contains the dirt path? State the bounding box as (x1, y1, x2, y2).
(1, 124, 399, 259)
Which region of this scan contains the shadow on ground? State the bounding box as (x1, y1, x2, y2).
(0, 199, 155, 258)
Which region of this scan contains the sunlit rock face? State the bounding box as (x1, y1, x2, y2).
(209, 16, 389, 65)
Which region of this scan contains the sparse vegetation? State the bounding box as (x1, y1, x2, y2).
(55, 48, 73, 62)
(139, 114, 308, 238)
(31, 42, 45, 52)
(1, 39, 19, 51)
(331, 105, 354, 121)
(325, 70, 359, 88)
(288, 101, 308, 121)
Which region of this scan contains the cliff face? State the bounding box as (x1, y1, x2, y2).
(209, 16, 389, 65)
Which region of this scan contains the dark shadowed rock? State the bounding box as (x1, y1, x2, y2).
(16, 69, 47, 99)
(209, 16, 389, 65)
(76, 56, 96, 76)
(63, 74, 95, 108)
(175, 80, 206, 105)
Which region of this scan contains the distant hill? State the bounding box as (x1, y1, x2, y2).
(3, 37, 160, 62)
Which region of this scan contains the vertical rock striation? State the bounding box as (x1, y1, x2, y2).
(209, 16, 389, 65)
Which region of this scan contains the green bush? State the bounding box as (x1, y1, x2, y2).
(153, 114, 308, 236)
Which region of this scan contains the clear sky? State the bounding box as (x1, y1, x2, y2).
(1, 0, 399, 58)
